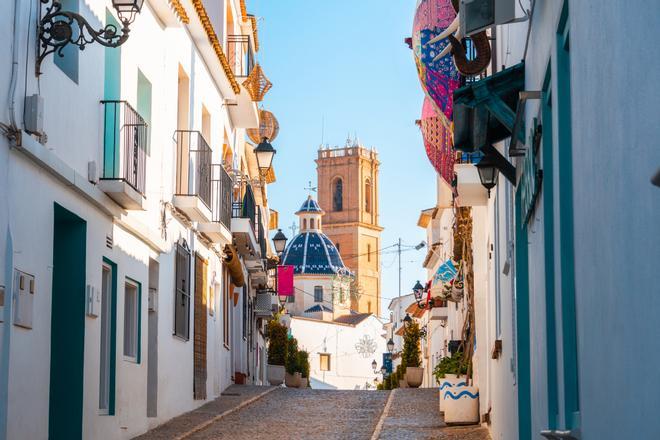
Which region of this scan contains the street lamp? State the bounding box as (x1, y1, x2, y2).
(254, 137, 276, 177)
(272, 229, 288, 256)
(371, 359, 377, 372)
(37, 0, 144, 75)
(387, 338, 395, 353)
(380, 365, 387, 376)
(475, 154, 498, 197)
(403, 313, 412, 326)
(412, 280, 427, 309)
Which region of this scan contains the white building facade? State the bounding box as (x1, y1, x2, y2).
(0, 0, 279, 439)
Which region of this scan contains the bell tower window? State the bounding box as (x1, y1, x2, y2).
(333, 178, 343, 212)
(365, 179, 372, 214)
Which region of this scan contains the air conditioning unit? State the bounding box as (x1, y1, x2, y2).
(460, 0, 517, 36)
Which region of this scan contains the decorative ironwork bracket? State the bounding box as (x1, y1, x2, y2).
(36, 0, 131, 76)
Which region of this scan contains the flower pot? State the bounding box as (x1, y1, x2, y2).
(438, 376, 467, 412)
(406, 367, 424, 388)
(300, 377, 308, 388)
(267, 364, 285, 386)
(443, 385, 479, 425)
(285, 372, 302, 388)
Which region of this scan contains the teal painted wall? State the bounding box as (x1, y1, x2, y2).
(542, 69, 559, 430)
(54, 0, 79, 82)
(103, 10, 122, 178)
(137, 70, 152, 155)
(49, 204, 87, 439)
(102, 257, 118, 415)
(556, 4, 580, 429)
(515, 188, 531, 440)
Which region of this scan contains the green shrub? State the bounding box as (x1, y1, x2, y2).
(285, 337, 299, 375)
(266, 319, 288, 366)
(297, 350, 310, 378)
(402, 321, 422, 368)
(432, 351, 468, 383)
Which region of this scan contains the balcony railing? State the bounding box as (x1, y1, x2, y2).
(174, 130, 212, 208)
(210, 164, 233, 230)
(232, 182, 256, 227)
(227, 35, 254, 78)
(101, 100, 147, 195)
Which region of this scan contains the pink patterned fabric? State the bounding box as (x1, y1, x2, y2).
(277, 265, 294, 296)
(412, 0, 461, 125)
(420, 97, 455, 185)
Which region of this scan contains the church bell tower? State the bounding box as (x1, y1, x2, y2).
(316, 138, 383, 315)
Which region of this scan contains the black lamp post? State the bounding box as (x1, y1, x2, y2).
(412, 280, 427, 308)
(37, 0, 144, 75)
(272, 229, 288, 256)
(387, 338, 395, 353)
(254, 137, 276, 177)
(371, 359, 377, 372)
(475, 154, 499, 197)
(272, 230, 288, 310)
(380, 365, 387, 376)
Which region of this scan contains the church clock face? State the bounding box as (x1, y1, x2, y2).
(355, 335, 377, 358)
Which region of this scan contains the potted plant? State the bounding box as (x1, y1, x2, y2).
(266, 319, 287, 386)
(284, 337, 302, 388)
(434, 351, 468, 412)
(402, 321, 424, 388)
(434, 351, 478, 424)
(297, 350, 310, 388)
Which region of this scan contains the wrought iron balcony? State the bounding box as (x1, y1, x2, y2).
(210, 164, 233, 229)
(173, 130, 213, 222)
(99, 100, 147, 209)
(226, 35, 255, 78)
(232, 181, 257, 229)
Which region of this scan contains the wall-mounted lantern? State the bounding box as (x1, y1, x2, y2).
(37, 0, 144, 75)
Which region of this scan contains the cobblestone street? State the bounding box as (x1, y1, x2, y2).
(137, 385, 491, 440)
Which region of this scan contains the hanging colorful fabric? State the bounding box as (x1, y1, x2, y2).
(420, 97, 455, 185)
(449, 261, 464, 302)
(412, 0, 461, 125)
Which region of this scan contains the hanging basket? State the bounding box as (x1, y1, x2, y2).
(247, 109, 280, 143)
(242, 63, 272, 102)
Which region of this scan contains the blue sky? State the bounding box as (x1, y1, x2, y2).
(255, 0, 436, 318)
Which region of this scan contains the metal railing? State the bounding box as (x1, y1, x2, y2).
(174, 130, 212, 208)
(100, 100, 147, 195)
(226, 35, 254, 78)
(210, 164, 233, 230)
(232, 182, 256, 226)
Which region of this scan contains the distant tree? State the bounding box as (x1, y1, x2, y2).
(402, 321, 422, 368)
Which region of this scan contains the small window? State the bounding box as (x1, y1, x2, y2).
(310, 218, 315, 229)
(287, 294, 295, 303)
(223, 268, 230, 348)
(320, 353, 331, 371)
(368, 301, 372, 314)
(314, 286, 323, 303)
(123, 280, 140, 362)
(333, 179, 343, 211)
(365, 179, 372, 213)
(336, 243, 340, 253)
(303, 219, 307, 230)
(367, 244, 371, 262)
(174, 241, 191, 340)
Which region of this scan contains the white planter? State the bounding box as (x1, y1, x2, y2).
(443, 385, 479, 425)
(267, 364, 285, 386)
(285, 372, 302, 388)
(406, 367, 424, 388)
(438, 376, 467, 412)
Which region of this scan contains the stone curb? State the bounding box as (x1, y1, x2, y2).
(370, 389, 395, 440)
(173, 387, 278, 440)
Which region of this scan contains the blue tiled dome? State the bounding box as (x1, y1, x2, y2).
(281, 232, 348, 274)
(296, 196, 323, 213)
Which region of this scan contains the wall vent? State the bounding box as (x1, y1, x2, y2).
(106, 234, 113, 249)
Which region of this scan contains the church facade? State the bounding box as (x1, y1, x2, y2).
(316, 140, 384, 315)
(280, 196, 386, 389)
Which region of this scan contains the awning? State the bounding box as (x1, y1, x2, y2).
(453, 62, 525, 153)
(223, 244, 245, 288)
